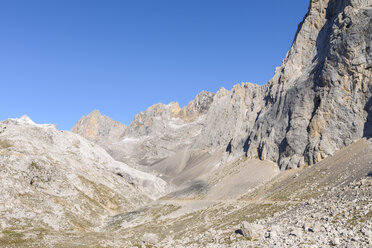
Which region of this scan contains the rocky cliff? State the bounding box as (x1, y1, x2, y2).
(71, 110, 127, 144)
(243, 0, 372, 169)
(72, 0, 372, 173)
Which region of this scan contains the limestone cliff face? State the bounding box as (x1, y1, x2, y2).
(73, 0, 372, 171)
(71, 110, 127, 143)
(243, 0, 372, 169)
(177, 90, 215, 122)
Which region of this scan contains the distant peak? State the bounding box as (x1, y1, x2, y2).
(71, 110, 127, 142)
(87, 109, 102, 117)
(18, 115, 36, 125)
(5, 115, 57, 130)
(197, 90, 213, 96)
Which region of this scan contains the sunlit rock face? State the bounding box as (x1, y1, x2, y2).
(243, 0, 372, 169)
(71, 110, 127, 144)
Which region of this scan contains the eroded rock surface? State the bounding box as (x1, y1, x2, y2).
(71, 110, 127, 144)
(245, 0, 372, 169)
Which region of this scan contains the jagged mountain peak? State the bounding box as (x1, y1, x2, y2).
(86, 109, 102, 116)
(71, 110, 127, 144)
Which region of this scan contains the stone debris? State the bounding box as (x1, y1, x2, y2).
(240, 222, 262, 240)
(142, 233, 158, 245)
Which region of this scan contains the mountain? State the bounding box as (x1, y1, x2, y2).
(243, 0, 372, 169)
(71, 110, 127, 144)
(2, 0, 372, 247)
(0, 116, 167, 236)
(73, 0, 372, 173)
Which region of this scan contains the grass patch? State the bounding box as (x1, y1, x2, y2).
(0, 229, 26, 245)
(77, 175, 122, 211)
(346, 209, 372, 227)
(0, 139, 12, 149)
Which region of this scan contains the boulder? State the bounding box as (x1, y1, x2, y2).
(240, 221, 262, 240)
(142, 233, 159, 245)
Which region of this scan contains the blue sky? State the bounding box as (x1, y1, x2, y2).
(0, 0, 309, 130)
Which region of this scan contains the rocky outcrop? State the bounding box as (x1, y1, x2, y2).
(243, 0, 372, 169)
(71, 110, 127, 144)
(73, 0, 372, 171)
(177, 90, 216, 122)
(240, 221, 262, 240)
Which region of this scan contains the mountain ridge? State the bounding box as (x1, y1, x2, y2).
(72, 0, 372, 172)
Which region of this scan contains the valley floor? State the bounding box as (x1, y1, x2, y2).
(1, 139, 371, 247)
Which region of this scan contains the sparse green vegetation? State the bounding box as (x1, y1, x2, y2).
(0, 229, 26, 246)
(346, 209, 372, 227)
(0, 139, 12, 149)
(29, 161, 41, 170)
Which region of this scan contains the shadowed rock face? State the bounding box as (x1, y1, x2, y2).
(73, 0, 372, 171)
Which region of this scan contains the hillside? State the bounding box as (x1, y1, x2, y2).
(0, 115, 167, 244)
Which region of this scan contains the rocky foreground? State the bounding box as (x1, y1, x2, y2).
(1, 133, 370, 247)
(107, 139, 372, 248)
(0, 116, 167, 241)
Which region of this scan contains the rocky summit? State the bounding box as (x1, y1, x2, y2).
(1, 0, 372, 247)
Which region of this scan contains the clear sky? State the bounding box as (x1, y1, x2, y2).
(0, 0, 309, 130)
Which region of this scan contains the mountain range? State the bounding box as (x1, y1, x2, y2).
(1, 0, 371, 247)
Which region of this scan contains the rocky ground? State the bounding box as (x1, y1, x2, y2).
(0, 116, 167, 247)
(139, 139, 372, 248)
(2, 138, 369, 248)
